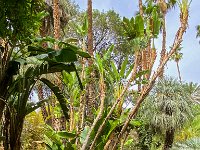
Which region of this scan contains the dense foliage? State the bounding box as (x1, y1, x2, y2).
(0, 0, 199, 150)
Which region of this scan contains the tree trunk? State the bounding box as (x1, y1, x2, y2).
(139, 0, 143, 16)
(87, 0, 94, 65)
(9, 117, 24, 150)
(53, 0, 60, 50)
(159, 14, 166, 78)
(87, 0, 95, 121)
(163, 128, 175, 150)
(176, 61, 182, 83)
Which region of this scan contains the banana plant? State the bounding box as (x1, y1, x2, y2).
(103, 55, 133, 116)
(2, 41, 90, 149)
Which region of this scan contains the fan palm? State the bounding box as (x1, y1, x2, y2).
(141, 77, 193, 150)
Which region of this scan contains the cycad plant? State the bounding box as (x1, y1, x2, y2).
(140, 77, 193, 150)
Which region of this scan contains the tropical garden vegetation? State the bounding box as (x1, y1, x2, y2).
(0, 0, 200, 149)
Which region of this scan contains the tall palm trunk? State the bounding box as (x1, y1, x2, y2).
(87, 0, 95, 121)
(159, 14, 166, 78)
(53, 0, 60, 50)
(53, 0, 65, 131)
(158, 0, 167, 78)
(87, 0, 94, 65)
(163, 128, 175, 150)
(139, 0, 143, 16)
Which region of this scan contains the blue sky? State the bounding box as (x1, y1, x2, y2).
(74, 0, 200, 83)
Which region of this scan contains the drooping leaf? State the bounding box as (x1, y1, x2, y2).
(40, 78, 70, 120)
(55, 48, 77, 62)
(28, 46, 53, 56)
(35, 61, 76, 75)
(76, 50, 91, 58)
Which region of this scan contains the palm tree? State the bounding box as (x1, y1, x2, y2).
(141, 77, 193, 150)
(171, 46, 183, 83)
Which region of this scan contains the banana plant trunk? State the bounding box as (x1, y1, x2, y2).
(6, 111, 25, 150)
(163, 128, 175, 150)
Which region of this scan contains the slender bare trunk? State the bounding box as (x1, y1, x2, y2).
(176, 61, 182, 83)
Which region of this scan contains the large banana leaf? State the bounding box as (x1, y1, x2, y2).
(28, 44, 91, 60)
(40, 78, 70, 120)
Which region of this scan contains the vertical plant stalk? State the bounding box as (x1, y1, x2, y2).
(159, 14, 167, 78)
(87, 0, 95, 121)
(176, 61, 182, 83)
(138, 54, 142, 92)
(87, 0, 94, 65)
(78, 39, 87, 131)
(111, 7, 189, 148)
(89, 52, 140, 150)
(138, 0, 143, 91)
(53, 0, 60, 50)
(81, 77, 106, 150)
(53, 0, 66, 133)
(69, 97, 75, 132)
(139, 0, 144, 16)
